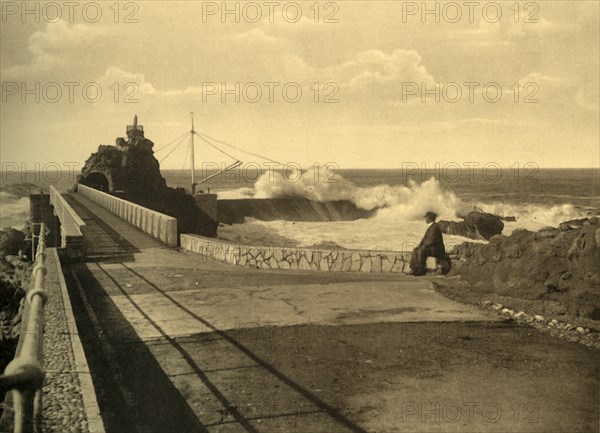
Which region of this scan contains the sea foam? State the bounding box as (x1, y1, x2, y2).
(216, 170, 594, 250)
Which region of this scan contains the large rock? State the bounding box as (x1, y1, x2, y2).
(76, 117, 218, 237)
(0, 228, 25, 256)
(438, 211, 504, 240)
(449, 217, 600, 319)
(464, 211, 505, 239)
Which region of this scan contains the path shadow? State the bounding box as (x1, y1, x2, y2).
(63, 263, 204, 433)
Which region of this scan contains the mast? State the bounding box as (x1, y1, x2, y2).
(190, 112, 196, 195)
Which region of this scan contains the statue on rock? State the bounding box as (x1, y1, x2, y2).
(116, 114, 153, 153)
(76, 116, 218, 237)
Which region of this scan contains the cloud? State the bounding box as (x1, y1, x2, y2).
(506, 18, 574, 39)
(96, 67, 157, 95)
(2, 20, 108, 80)
(237, 15, 337, 41)
(519, 72, 561, 84)
(235, 27, 280, 45)
(516, 72, 599, 112)
(455, 18, 574, 48)
(327, 49, 435, 100)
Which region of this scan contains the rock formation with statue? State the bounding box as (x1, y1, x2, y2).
(76, 116, 218, 237)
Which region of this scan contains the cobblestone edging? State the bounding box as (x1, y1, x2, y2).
(483, 301, 600, 349)
(43, 249, 105, 432)
(181, 234, 412, 273)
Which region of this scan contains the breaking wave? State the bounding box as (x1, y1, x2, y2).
(224, 168, 471, 221)
(216, 169, 595, 249)
(0, 191, 30, 229)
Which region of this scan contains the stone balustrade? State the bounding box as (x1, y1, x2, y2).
(77, 184, 178, 246)
(180, 234, 412, 273)
(49, 186, 85, 258)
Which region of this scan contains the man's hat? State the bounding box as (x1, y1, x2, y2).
(424, 211, 437, 220)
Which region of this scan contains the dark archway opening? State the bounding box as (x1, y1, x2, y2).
(81, 172, 109, 192)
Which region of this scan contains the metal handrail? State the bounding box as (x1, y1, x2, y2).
(0, 223, 48, 433)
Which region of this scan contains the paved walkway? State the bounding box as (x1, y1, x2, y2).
(61, 192, 599, 433)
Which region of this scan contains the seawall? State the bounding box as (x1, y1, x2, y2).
(181, 234, 412, 273)
(217, 198, 377, 224)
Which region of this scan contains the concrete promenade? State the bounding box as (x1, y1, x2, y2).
(58, 192, 598, 433)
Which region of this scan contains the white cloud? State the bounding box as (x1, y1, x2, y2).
(96, 67, 157, 95)
(2, 20, 108, 79)
(235, 27, 279, 44)
(456, 18, 574, 48)
(328, 49, 435, 100)
(519, 72, 561, 84)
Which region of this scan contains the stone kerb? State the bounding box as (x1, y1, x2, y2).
(77, 184, 177, 246)
(49, 186, 85, 259)
(49, 186, 84, 237)
(180, 234, 411, 274)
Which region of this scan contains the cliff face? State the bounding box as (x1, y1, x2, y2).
(449, 217, 600, 319)
(77, 118, 217, 237)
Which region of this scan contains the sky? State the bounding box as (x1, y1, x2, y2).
(1, 1, 599, 171)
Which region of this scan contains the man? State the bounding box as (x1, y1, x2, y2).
(409, 211, 450, 276)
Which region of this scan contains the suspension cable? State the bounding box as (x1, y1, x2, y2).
(194, 132, 239, 161)
(196, 131, 284, 165)
(176, 138, 190, 187)
(159, 134, 188, 164)
(194, 131, 354, 185)
(154, 131, 189, 153)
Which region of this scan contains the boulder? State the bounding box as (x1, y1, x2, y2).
(448, 221, 600, 320)
(561, 218, 589, 229)
(463, 211, 504, 240)
(438, 211, 504, 241)
(0, 228, 25, 256)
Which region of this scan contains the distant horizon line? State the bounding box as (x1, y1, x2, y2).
(160, 166, 600, 170)
(1, 166, 599, 173)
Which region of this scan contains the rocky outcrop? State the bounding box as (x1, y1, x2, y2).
(449, 217, 600, 319)
(76, 117, 217, 237)
(438, 211, 504, 240)
(0, 253, 31, 402)
(0, 228, 25, 256)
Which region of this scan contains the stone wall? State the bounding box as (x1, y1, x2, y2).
(78, 184, 178, 246)
(180, 234, 412, 273)
(30, 193, 60, 247)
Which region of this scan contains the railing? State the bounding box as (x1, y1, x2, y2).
(49, 186, 85, 259)
(77, 184, 178, 246)
(49, 186, 84, 240)
(0, 223, 49, 433)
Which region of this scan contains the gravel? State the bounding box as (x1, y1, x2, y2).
(41, 252, 91, 433)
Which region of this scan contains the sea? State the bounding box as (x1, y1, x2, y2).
(1, 167, 599, 252)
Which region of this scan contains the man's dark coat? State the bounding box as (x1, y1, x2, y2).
(410, 222, 450, 275)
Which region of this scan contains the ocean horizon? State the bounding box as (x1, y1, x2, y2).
(2, 167, 599, 251)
